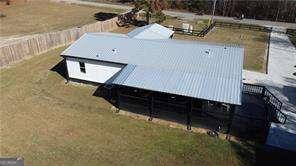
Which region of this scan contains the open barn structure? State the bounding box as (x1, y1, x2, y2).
(61, 24, 244, 133)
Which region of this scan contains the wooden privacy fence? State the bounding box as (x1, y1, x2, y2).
(0, 17, 119, 67)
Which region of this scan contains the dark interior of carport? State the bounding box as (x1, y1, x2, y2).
(99, 84, 236, 137)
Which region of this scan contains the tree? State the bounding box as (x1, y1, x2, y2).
(134, 0, 152, 24)
(152, 11, 166, 23)
(134, 0, 166, 24)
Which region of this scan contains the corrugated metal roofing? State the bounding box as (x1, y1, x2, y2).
(127, 23, 174, 39)
(62, 33, 244, 105)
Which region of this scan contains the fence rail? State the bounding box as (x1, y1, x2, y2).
(215, 21, 272, 32)
(166, 20, 272, 38)
(242, 83, 264, 95)
(165, 21, 216, 37)
(242, 83, 286, 124)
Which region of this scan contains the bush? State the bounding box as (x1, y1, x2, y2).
(152, 11, 166, 23)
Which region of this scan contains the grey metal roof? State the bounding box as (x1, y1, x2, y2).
(127, 23, 174, 39)
(62, 33, 244, 105)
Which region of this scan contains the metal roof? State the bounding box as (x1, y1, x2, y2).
(127, 23, 174, 39)
(62, 33, 244, 105)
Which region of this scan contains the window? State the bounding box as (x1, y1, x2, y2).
(79, 62, 86, 73)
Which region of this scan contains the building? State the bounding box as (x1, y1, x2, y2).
(61, 24, 244, 130)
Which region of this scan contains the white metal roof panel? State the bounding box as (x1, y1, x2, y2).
(113, 65, 242, 104)
(62, 33, 244, 105)
(127, 23, 174, 39)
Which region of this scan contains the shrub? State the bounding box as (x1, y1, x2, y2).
(153, 11, 166, 23)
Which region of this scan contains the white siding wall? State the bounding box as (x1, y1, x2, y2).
(66, 58, 123, 83)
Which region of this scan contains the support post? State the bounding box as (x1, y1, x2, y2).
(115, 88, 120, 113)
(226, 105, 235, 140)
(261, 87, 266, 98)
(187, 99, 192, 130)
(148, 93, 154, 121)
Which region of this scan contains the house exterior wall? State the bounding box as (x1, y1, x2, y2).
(66, 57, 123, 84)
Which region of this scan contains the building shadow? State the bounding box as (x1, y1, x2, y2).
(92, 85, 274, 142)
(132, 20, 148, 27)
(50, 59, 67, 80)
(92, 85, 227, 132)
(231, 93, 270, 139)
(94, 12, 118, 21)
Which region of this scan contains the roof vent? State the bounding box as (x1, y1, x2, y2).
(96, 51, 102, 57)
(112, 48, 118, 54)
(205, 49, 211, 55)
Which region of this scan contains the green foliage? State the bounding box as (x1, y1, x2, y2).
(134, 0, 152, 24)
(134, 0, 167, 24)
(152, 11, 166, 23)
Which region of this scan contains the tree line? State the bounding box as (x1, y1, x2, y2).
(118, 0, 296, 23)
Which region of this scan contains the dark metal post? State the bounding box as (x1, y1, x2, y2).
(187, 99, 192, 130)
(226, 105, 235, 139)
(115, 88, 120, 113)
(261, 87, 266, 98)
(148, 93, 154, 121)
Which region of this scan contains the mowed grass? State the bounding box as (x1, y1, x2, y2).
(288, 33, 296, 47)
(0, 47, 255, 165)
(0, 1, 125, 36)
(173, 27, 269, 72)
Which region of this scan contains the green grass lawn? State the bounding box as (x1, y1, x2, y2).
(288, 34, 296, 47)
(0, 47, 255, 165)
(173, 27, 269, 73)
(0, 1, 125, 37)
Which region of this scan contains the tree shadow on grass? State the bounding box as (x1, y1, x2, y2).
(94, 12, 118, 21)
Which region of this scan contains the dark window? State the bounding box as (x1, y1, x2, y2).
(79, 62, 86, 73)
